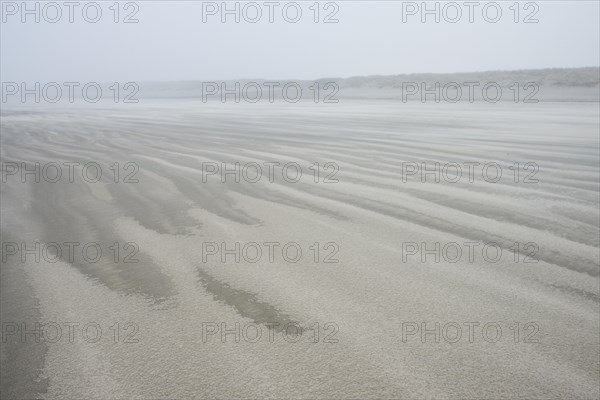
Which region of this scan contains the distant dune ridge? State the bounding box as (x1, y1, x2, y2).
(134, 67, 600, 102)
(2, 67, 598, 105)
(334, 67, 600, 88)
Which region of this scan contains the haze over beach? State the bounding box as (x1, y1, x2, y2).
(1, 1, 599, 399)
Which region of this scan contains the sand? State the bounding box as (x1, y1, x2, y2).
(1, 98, 599, 399)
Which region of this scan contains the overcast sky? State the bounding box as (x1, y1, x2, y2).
(1, 1, 599, 82)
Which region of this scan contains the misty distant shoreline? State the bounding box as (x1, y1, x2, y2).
(129, 67, 600, 103)
(2, 67, 599, 105)
(145, 67, 600, 88)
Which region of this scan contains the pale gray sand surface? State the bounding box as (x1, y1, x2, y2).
(1, 99, 599, 399)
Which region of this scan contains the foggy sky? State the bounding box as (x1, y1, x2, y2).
(1, 0, 599, 82)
